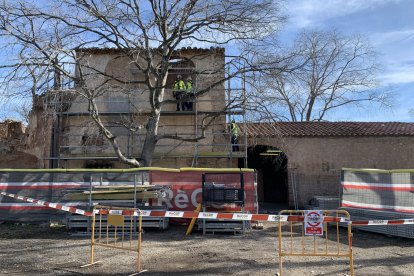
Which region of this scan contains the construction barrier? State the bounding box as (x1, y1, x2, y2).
(84, 206, 144, 274)
(0, 168, 257, 222)
(278, 210, 353, 276)
(4, 191, 414, 275)
(3, 191, 414, 226)
(0, 191, 93, 216)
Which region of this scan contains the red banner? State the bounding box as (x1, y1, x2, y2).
(150, 171, 256, 213)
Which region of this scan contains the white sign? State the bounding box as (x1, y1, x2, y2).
(304, 210, 323, 236)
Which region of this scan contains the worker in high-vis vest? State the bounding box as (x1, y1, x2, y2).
(185, 77, 194, 111)
(173, 75, 186, 111)
(230, 119, 239, 151)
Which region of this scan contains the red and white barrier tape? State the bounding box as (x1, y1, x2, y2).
(351, 219, 414, 226)
(3, 191, 414, 226)
(102, 209, 290, 222)
(1, 191, 94, 217)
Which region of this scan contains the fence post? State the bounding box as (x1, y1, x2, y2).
(137, 212, 143, 272)
(90, 212, 96, 264)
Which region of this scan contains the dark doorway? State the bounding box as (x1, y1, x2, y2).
(247, 145, 288, 205)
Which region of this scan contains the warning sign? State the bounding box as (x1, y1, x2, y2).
(304, 210, 323, 236)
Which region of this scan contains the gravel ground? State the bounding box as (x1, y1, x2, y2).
(1, 222, 414, 275)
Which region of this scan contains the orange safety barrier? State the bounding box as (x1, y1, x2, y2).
(278, 210, 354, 276)
(83, 206, 145, 274)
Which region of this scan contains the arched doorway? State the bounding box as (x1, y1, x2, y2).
(248, 145, 288, 209)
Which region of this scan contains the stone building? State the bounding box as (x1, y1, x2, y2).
(243, 122, 414, 208)
(3, 47, 414, 210)
(3, 116, 414, 209)
(42, 47, 244, 169)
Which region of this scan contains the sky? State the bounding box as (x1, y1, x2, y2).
(280, 0, 414, 121)
(1, 0, 413, 122)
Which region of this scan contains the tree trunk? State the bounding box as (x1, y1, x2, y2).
(141, 111, 160, 166)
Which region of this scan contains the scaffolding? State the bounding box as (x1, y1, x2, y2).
(44, 57, 248, 169)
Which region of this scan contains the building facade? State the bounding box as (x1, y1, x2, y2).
(3, 47, 414, 209)
(3, 118, 414, 209)
(37, 47, 245, 169)
(244, 122, 414, 207)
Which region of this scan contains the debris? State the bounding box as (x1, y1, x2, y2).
(62, 185, 169, 201)
(252, 222, 264, 229)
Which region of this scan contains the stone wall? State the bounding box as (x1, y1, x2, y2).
(0, 120, 25, 151)
(0, 120, 24, 140)
(23, 95, 54, 168)
(0, 120, 40, 168)
(251, 135, 414, 207)
(0, 123, 7, 139)
(58, 48, 227, 168)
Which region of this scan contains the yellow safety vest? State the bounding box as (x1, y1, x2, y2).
(173, 80, 185, 91)
(231, 122, 238, 137)
(186, 81, 193, 95)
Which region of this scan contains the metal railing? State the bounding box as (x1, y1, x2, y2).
(278, 209, 354, 276)
(85, 206, 145, 273)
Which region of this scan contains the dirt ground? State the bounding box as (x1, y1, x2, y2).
(1, 221, 414, 275)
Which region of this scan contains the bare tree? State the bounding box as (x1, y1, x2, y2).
(250, 29, 387, 122)
(0, 0, 286, 166)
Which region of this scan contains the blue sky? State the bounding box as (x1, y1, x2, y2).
(1, 0, 413, 122)
(281, 0, 414, 121)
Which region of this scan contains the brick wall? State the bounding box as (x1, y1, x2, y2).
(253, 136, 414, 207)
(0, 123, 7, 139)
(0, 120, 25, 141)
(0, 120, 38, 168)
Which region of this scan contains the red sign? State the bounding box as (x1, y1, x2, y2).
(150, 171, 256, 213)
(304, 210, 323, 236)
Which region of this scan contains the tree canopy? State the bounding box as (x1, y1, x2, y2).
(249, 30, 387, 122)
(0, 0, 286, 166)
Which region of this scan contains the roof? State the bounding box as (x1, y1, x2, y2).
(75, 46, 225, 55)
(241, 122, 414, 137)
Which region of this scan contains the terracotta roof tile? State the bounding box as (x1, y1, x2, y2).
(75, 47, 225, 54)
(240, 122, 414, 137)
